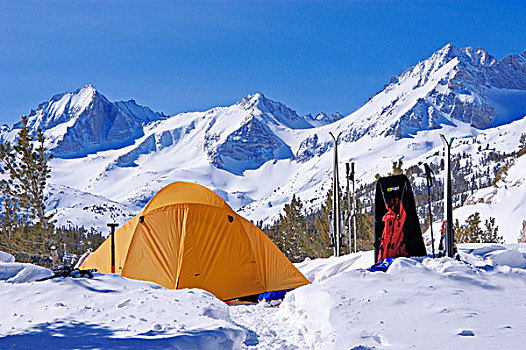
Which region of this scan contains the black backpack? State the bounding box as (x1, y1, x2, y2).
(374, 175, 427, 262)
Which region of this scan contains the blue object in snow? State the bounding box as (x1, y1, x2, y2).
(258, 289, 291, 302)
(367, 257, 396, 272)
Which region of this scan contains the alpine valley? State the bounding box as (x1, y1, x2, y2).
(2, 44, 526, 242)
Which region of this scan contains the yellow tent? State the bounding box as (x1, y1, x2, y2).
(81, 182, 310, 300)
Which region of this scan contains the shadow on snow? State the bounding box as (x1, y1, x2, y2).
(0, 320, 237, 350)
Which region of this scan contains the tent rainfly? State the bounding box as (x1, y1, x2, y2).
(81, 182, 310, 300)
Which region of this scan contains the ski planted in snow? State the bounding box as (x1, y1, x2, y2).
(423, 163, 436, 258)
(440, 135, 456, 258)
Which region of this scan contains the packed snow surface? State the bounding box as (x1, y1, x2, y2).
(1, 244, 525, 349)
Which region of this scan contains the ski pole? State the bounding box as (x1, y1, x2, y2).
(423, 163, 435, 258)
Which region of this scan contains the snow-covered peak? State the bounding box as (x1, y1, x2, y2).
(6, 85, 169, 158)
(67, 84, 98, 100)
(74, 83, 97, 96)
(433, 43, 497, 67)
(389, 44, 496, 91)
(18, 85, 166, 135)
(52, 84, 100, 110)
(235, 92, 274, 110)
(234, 93, 312, 129)
(333, 44, 526, 142)
(21, 84, 102, 131)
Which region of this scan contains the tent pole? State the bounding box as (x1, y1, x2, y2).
(108, 223, 118, 273)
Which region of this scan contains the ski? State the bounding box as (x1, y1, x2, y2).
(423, 163, 436, 258)
(440, 135, 456, 258)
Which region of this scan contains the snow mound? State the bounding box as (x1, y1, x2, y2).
(2, 244, 526, 349)
(0, 251, 14, 263)
(460, 243, 526, 269)
(0, 267, 245, 348)
(232, 244, 526, 349)
(295, 250, 373, 283)
(487, 249, 526, 269)
(0, 262, 51, 283)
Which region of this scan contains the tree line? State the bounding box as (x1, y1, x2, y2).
(260, 188, 375, 263)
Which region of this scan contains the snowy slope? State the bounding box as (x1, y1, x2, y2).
(1, 44, 526, 241)
(415, 114, 526, 247)
(46, 184, 140, 232)
(454, 151, 526, 242)
(319, 44, 526, 144)
(2, 244, 526, 349)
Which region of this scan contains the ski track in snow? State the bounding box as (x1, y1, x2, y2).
(2, 244, 526, 349)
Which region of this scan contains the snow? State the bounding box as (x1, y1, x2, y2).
(1, 44, 525, 239)
(231, 244, 526, 349)
(486, 88, 526, 127)
(2, 87, 524, 245)
(2, 244, 526, 349)
(0, 262, 51, 283)
(454, 151, 526, 242)
(295, 251, 374, 283)
(484, 248, 526, 268)
(0, 251, 14, 263)
(0, 265, 245, 349)
(46, 184, 140, 232)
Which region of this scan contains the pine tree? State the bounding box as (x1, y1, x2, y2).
(317, 187, 374, 254)
(0, 197, 20, 253)
(455, 212, 502, 244)
(355, 199, 375, 251)
(314, 188, 335, 254)
(279, 195, 308, 261)
(304, 209, 332, 259)
(455, 213, 482, 243)
(481, 217, 503, 243)
(0, 116, 54, 262)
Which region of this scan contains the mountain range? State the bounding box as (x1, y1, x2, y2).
(2, 44, 526, 241)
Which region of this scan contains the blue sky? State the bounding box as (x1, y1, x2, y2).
(1, 0, 525, 125)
